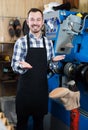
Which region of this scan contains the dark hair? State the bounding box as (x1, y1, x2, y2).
(27, 8, 43, 18)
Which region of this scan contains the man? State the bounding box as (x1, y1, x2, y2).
(11, 8, 65, 130)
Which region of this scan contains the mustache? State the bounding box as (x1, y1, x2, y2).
(32, 24, 39, 27)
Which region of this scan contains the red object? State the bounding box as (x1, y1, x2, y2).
(70, 108, 80, 130)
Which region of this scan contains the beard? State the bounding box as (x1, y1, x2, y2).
(30, 25, 42, 34)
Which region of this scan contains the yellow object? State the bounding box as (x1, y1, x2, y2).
(76, 13, 83, 18)
(4, 56, 10, 61)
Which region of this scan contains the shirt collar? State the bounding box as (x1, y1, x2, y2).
(29, 32, 43, 39)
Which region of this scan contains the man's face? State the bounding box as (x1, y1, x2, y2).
(27, 11, 44, 34)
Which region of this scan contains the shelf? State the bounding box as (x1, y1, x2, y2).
(0, 61, 11, 64)
(0, 41, 15, 44)
(0, 40, 17, 96)
(1, 80, 17, 84)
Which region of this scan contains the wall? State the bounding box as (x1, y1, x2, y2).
(79, 0, 88, 12)
(0, 0, 88, 18)
(0, 0, 63, 18)
(71, 0, 88, 12)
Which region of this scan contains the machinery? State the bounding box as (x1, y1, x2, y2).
(44, 10, 88, 130)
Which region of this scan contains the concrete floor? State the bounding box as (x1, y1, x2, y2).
(27, 113, 69, 130)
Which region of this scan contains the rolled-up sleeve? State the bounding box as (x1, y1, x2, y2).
(11, 37, 27, 74)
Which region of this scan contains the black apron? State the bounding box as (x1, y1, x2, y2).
(16, 34, 48, 116)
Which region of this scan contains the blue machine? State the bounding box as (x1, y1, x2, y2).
(44, 10, 88, 130)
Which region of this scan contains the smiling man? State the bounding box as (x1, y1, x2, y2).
(11, 8, 65, 130)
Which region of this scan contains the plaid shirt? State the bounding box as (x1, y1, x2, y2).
(11, 33, 55, 74)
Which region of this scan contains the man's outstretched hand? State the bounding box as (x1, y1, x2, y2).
(52, 55, 65, 62)
(19, 61, 33, 69)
